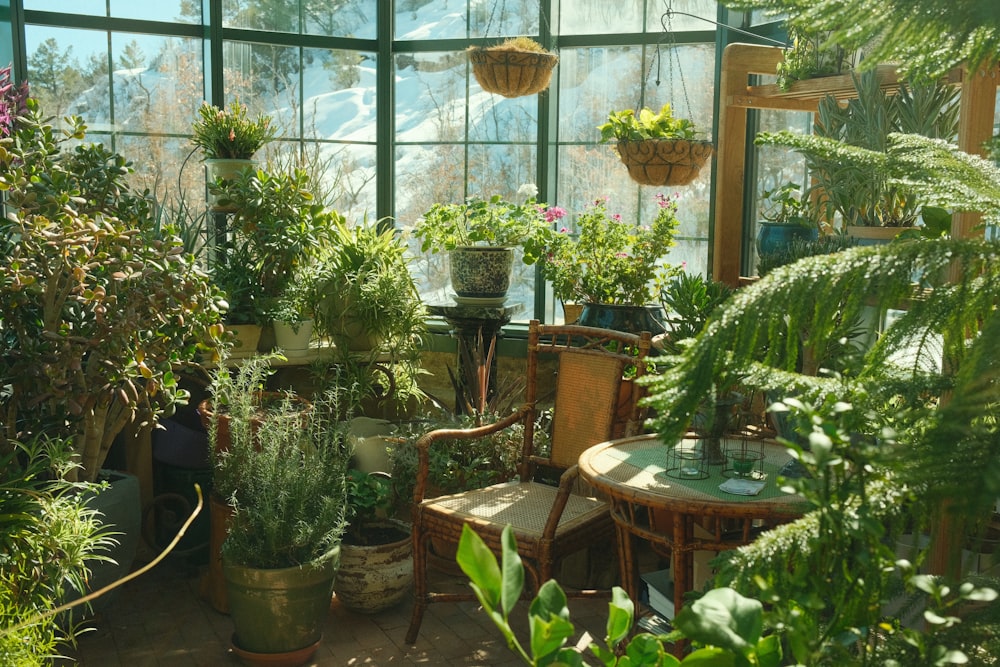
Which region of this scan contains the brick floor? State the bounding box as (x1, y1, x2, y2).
(62, 547, 623, 666)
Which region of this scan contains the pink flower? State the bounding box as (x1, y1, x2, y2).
(544, 206, 567, 222)
(559, 226, 569, 233)
(612, 213, 622, 222)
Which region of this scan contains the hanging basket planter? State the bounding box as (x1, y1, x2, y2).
(468, 42, 558, 98)
(615, 138, 714, 186)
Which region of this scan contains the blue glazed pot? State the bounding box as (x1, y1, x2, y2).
(576, 303, 667, 337)
(755, 221, 819, 256)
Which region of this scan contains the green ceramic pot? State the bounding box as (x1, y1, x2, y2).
(223, 550, 339, 656)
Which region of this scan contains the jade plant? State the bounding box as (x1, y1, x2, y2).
(0, 95, 226, 483)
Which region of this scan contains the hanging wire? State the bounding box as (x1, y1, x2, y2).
(639, 1, 788, 114)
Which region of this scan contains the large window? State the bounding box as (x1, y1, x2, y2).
(11, 0, 726, 324)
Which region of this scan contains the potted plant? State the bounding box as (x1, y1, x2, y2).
(218, 388, 352, 664)
(190, 98, 276, 210)
(529, 192, 682, 335)
(271, 262, 317, 358)
(755, 70, 960, 243)
(0, 435, 119, 661)
(468, 36, 558, 98)
(597, 103, 714, 186)
(0, 95, 226, 486)
(413, 183, 562, 303)
(210, 166, 338, 349)
(312, 219, 426, 352)
(775, 25, 856, 91)
(200, 353, 314, 614)
(334, 469, 414, 614)
(754, 181, 819, 259)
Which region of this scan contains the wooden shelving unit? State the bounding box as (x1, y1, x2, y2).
(712, 43, 999, 286)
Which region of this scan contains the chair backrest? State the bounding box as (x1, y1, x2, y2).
(522, 320, 652, 475)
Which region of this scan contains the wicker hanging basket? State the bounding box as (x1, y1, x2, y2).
(616, 138, 714, 186)
(469, 47, 558, 98)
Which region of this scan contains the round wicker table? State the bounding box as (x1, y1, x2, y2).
(578, 434, 808, 630)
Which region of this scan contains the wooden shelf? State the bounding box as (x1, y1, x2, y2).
(712, 43, 998, 286)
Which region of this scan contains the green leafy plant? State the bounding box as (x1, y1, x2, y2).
(775, 26, 855, 91)
(191, 98, 276, 160)
(0, 96, 226, 483)
(456, 522, 782, 666)
(530, 193, 682, 305)
(211, 166, 340, 324)
(756, 71, 960, 229)
(312, 219, 426, 350)
(758, 181, 815, 227)
(0, 436, 117, 666)
(413, 184, 562, 254)
(713, 399, 999, 664)
(344, 469, 395, 545)
(597, 103, 699, 143)
(218, 383, 355, 570)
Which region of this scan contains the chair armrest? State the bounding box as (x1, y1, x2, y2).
(541, 464, 583, 540)
(412, 404, 532, 506)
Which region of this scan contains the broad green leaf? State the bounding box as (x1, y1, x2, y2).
(678, 646, 735, 666)
(530, 612, 575, 660)
(673, 588, 763, 655)
(456, 523, 501, 610)
(605, 587, 635, 645)
(500, 525, 525, 616)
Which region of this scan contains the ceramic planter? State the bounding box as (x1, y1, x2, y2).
(576, 303, 667, 337)
(67, 471, 142, 619)
(226, 323, 263, 359)
(755, 221, 818, 256)
(335, 519, 413, 614)
(205, 158, 256, 211)
(273, 319, 313, 358)
(449, 246, 514, 301)
(224, 551, 339, 659)
(846, 225, 906, 246)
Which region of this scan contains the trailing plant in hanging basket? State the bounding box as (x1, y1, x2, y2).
(468, 37, 558, 98)
(598, 103, 714, 186)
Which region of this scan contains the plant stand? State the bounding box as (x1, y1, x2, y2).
(426, 302, 524, 415)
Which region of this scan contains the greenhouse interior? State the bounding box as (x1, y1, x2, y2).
(2, 0, 1000, 665)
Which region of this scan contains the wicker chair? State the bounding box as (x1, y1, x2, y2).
(404, 319, 652, 644)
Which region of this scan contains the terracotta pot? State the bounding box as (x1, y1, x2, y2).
(198, 392, 312, 454)
(207, 493, 235, 614)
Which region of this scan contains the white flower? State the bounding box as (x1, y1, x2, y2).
(517, 183, 538, 200)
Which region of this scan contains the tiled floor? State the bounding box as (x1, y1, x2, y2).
(64, 546, 620, 666)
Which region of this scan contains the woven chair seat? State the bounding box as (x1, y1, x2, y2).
(422, 481, 609, 541)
